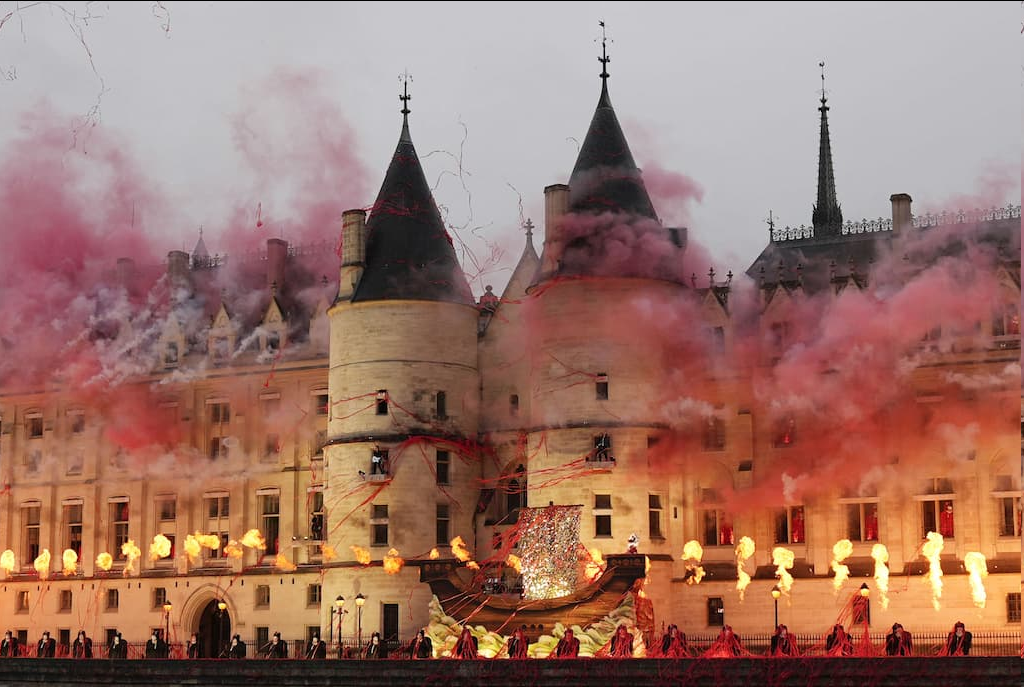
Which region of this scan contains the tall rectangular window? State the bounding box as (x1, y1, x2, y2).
(309, 489, 325, 542)
(772, 418, 796, 447)
(435, 391, 447, 419)
(69, 411, 85, 435)
(774, 506, 805, 544)
(205, 495, 230, 560)
(701, 416, 726, 451)
(509, 394, 519, 417)
(371, 504, 389, 546)
(164, 341, 179, 368)
(701, 509, 733, 547)
(436, 504, 450, 546)
(63, 503, 83, 558)
(259, 493, 281, 555)
(105, 589, 119, 611)
(922, 499, 955, 538)
(15, 591, 29, 612)
(594, 494, 612, 538)
(315, 393, 329, 416)
(436, 451, 450, 485)
(263, 434, 281, 461)
(157, 497, 176, 522)
(845, 502, 880, 542)
(376, 390, 388, 415)
(1007, 593, 1022, 623)
(23, 504, 41, 566)
(27, 415, 43, 439)
(153, 587, 167, 609)
(706, 597, 724, 627)
(110, 501, 129, 558)
(209, 402, 230, 425)
(595, 374, 609, 400)
(255, 627, 269, 650)
(307, 584, 322, 607)
(648, 495, 664, 539)
(209, 437, 227, 460)
(59, 590, 72, 612)
(255, 585, 271, 608)
(997, 497, 1021, 537)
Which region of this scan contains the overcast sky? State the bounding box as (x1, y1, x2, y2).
(0, 2, 1018, 294)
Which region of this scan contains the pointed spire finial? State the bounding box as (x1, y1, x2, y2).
(812, 61, 842, 236)
(597, 21, 611, 85)
(399, 70, 412, 119)
(766, 210, 776, 240)
(524, 218, 534, 238)
(819, 61, 827, 105)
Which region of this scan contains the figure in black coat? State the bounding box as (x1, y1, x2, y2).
(305, 636, 327, 659)
(228, 635, 246, 659)
(364, 631, 388, 659)
(145, 631, 169, 658)
(108, 633, 128, 659)
(825, 624, 853, 657)
(266, 632, 288, 659)
(36, 632, 56, 658)
(72, 631, 93, 658)
(941, 621, 972, 656)
(506, 626, 528, 659)
(769, 624, 798, 657)
(553, 628, 580, 658)
(884, 623, 912, 656)
(408, 629, 433, 659)
(1, 631, 19, 657)
(186, 633, 201, 659)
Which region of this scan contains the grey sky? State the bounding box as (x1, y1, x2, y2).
(0, 2, 1018, 294)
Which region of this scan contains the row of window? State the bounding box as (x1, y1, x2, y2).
(18, 492, 296, 570)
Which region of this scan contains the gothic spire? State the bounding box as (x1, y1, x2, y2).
(812, 61, 842, 236)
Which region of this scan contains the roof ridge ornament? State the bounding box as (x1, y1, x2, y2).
(597, 21, 611, 85)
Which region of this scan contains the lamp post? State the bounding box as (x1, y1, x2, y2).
(162, 601, 172, 656)
(217, 600, 227, 658)
(355, 593, 366, 655)
(331, 596, 344, 658)
(770, 584, 781, 629)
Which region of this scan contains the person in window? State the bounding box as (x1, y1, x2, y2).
(310, 513, 324, 542)
(884, 623, 912, 656)
(702, 625, 744, 657)
(825, 624, 853, 656)
(371, 449, 385, 475)
(305, 635, 327, 659)
(719, 521, 734, 546)
(864, 506, 879, 541)
(364, 631, 387, 659)
(940, 621, 972, 656)
(658, 624, 689, 658)
(553, 628, 579, 658)
(506, 626, 528, 659)
(407, 629, 432, 659)
(769, 624, 799, 656)
(939, 503, 954, 538)
(72, 631, 92, 658)
(790, 509, 805, 544)
(186, 633, 201, 659)
(607, 624, 633, 658)
(452, 627, 477, 659)
(0, 631, 18, 658)
(266, 632, 288, 659)
(228, 634, 246, 659)
(108, 632, 127, 659)
(36, 631, 55, 658)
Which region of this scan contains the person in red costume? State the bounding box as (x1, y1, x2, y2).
(864, 506, 879, 541)
(769, 624, 799, 656)
(453, 626, 478, 659)
(553, 628, 580, 658)
(790, 508, 805, 543)
(506, 626, 528, 659)
(939, 502, 954, 538)
(607, 624, 633, 658)
(825, 624, 853, 656)
(702, 625, 744, 657)
(658, 624, 689, 658)
(884, 623, 912, 656)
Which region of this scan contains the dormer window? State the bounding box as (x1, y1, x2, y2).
(595, 374, 609, 400)
(376, 390, 388, 415)
(164, 341, 179, 368)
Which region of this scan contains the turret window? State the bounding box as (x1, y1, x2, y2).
(376, 390, 388, 415)
(595, 374, 609, 400)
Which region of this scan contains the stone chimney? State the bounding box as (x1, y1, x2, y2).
(337, 209, 367, 301)
(890, 193, 913, 235)
(537, 184, 570, 278)
(167, 250, 190, 289)
(266, 238, 288, 290)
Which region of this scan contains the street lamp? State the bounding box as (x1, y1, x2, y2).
(355, 593, 366, 655)
(331, 596, 345, 658)
(162, 601, 173, 656)
(859, 582, 870, 597)
(770, 584, 781, 629)
(217, 600, 227, 658)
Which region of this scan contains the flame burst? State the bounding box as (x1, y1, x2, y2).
(681, 540, 705, 585)
(871, 543, 890, 609)
(505, 554, 522, 573)
(963, 551, 988, 608)
(96, 552, 113, 571)
(921, 531, 944, 610)
(184, 532, 222, 564)
(241, 529, 266, 550)
(383, 548, 404, 575)
(772, 546, 795, 594)
(429, 548, 440, 560)
(62, 549, 79, 576)
(0, 550, 15, 573)
(830, 539, 853, 591)
(321, 544, 337, 561)
(33, 549, 51, 579)
(121, 540, 141, 577)
(584, 547, 606, 582)
(183, 536, 201, 563)
(735, 536, 755, 599)
(223, 540, 244, 558)
(450, 536, 472, 562)
(274, 553, 297, 572)
(466, 561, 480, 570)
(149, 534, 172, 562)
(350, 545, 371, 565)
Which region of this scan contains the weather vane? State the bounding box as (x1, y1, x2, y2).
(766, 209, 776, 236)
(819, 61, 827, 102)
(597, 21, 611, 82)
(399, 70, 413, 116)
